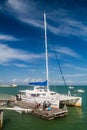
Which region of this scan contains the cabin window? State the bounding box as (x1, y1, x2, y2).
(51, 93, 56, 95)
(42, 94, 46, 96)
(31, 94, 39, 97)
(20, 92, 26, 95)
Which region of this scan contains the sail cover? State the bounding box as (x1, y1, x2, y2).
(29, 80, 47, 87)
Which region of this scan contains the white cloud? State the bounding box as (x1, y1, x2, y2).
(0, 34, 17, 41)
(0, 44, 44, 65)
(1, 0, 87, 41)
(48, 18, 82, 37)
(0, 80, 3, 82)
(20, 18, 43, 28)
(28, 69, 37, 72)
(50, 16, 87, 40)
(6, 0, 43, 28)
(23, 78, 30, 83)
(29, 78, 43, 82)
(49, 79, 75, 85)
(11, 78, 17, 82)
(8, 0, 28, 14)
(14, 63, 27, 67)
(56, 46, 80, 58)
(48, 9, 87, 40)
(66, 80, 75, 84)
(65, 73, 87, 77)
(23, 77, 44, 84)
(0, 44, 28, 63)
(64, 64, 87, 71)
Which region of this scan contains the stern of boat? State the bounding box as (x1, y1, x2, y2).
(74, 97, 82, 107)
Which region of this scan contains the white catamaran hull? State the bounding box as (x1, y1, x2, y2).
(59, 96, 82, 107)
(19, 89, 82, 107)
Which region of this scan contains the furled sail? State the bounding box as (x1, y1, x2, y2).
(29, 80, 47, 87)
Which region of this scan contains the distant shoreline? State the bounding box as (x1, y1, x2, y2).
(0, 84, 17, 87)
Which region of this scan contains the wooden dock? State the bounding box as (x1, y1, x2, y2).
(13, 101, 68, 120)
(31, 108, 68, 120)
(0, 97, 68, 129)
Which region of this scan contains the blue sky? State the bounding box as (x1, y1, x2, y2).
(0, 0, 87, 85)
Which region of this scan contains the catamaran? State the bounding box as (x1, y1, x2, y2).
(18, 13, 82, 108)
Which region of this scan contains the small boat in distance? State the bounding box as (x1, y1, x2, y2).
(11, 84, 17, 87)
(69, 86, 74, 89)
(77, 89, 85, 93)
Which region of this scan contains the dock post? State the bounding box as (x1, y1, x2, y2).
(0, 110, 3, 130)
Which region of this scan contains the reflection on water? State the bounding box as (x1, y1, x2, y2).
(73, 107, 84, 118)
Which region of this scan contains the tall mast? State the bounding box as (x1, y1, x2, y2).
(44, 13, 49, 91)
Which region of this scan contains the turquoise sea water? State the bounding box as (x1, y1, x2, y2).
(0, 85, 87, 130)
